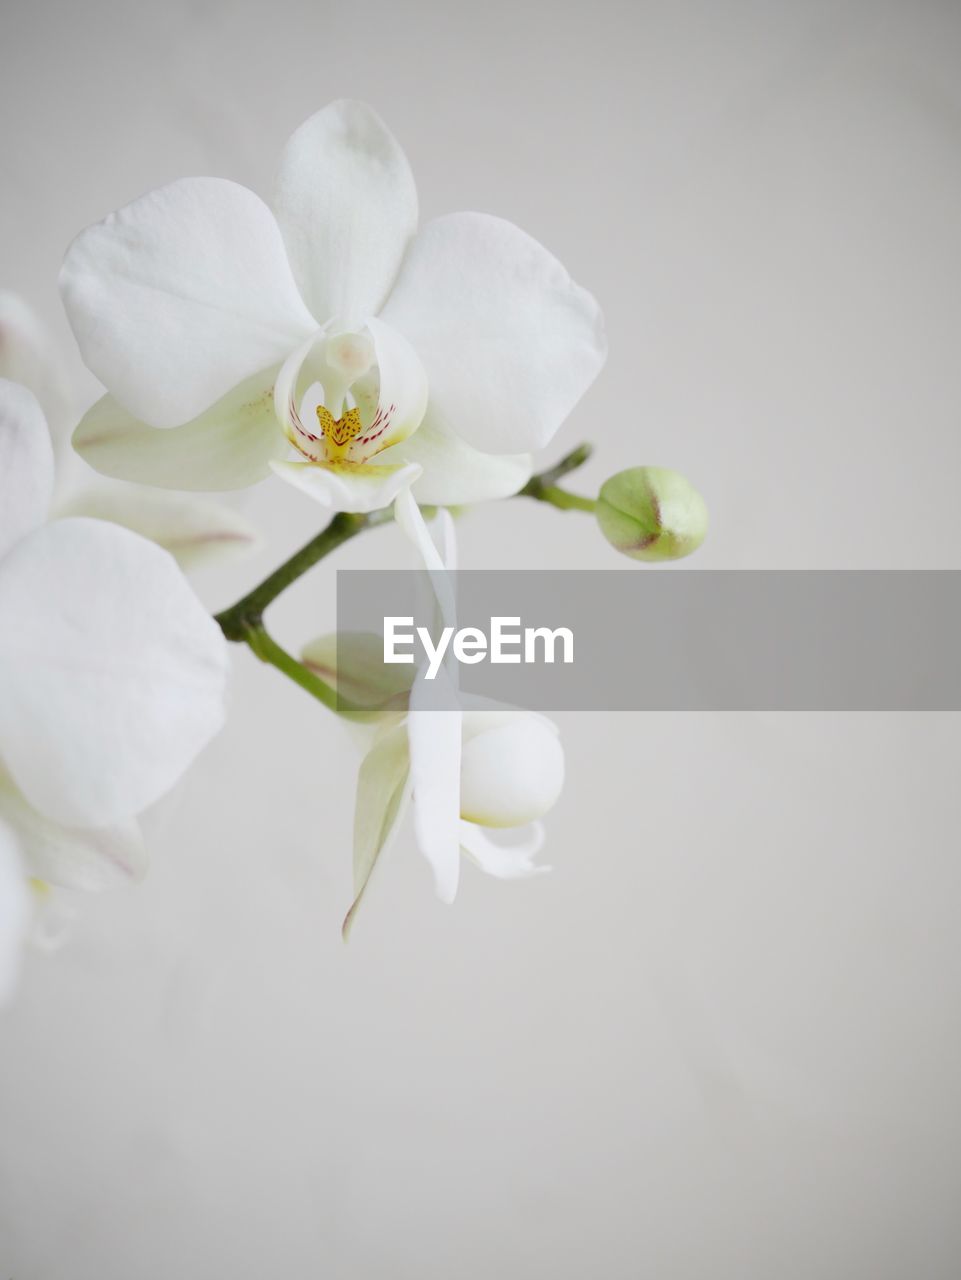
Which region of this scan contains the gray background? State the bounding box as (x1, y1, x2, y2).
(2, 1, 961, 1277)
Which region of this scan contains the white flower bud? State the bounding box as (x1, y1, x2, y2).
(458, 712, 564, 827)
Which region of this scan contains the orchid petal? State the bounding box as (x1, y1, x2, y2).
(60, 177, 317, 427)
(407, 669, 462, 904)
(57, 485, 260, 571)
(459, 713, 564, 827)
(73, 372, 287, 491)
(363, 316, 428, 452)
(377, 410, 532, 505)
(273, 100, 418, 328)
(273, 320, 425, 467)
(272, 329, 332, 459)
(0, 518, 228, 827)
(381, 212, 606, 453)
(459, 820, 550, 879)
(0, 775, 147, 891)
(432, 506, 457, 573)
(0, 292, 72, 437)
(343, 722, 411, 939)
(393, 490, 458, 630)
(270, 459, 421, 514)
(393, 486, 446, 572)
(0, 380, 53, 560)
(0, 819, 28, 1006)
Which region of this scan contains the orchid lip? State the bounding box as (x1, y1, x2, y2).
(277, 321, 427, 472)
(285, 387, 401, 467)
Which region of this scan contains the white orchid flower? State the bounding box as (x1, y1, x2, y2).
(0, 291, 259, 571)
(62, 99, 606, 514)
(0, 378, 228, 895)
(345, 691, 564, 935)
(325, 510, 564, 934)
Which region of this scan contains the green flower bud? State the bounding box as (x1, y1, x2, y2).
(596, 466, 708, 562)
(301, 631, 413, 712)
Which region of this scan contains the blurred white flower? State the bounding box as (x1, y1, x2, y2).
(54, 485, 260, 574)
(0, 379, 229, 963)
(62, 99, 606, 514)
(0, 297, 250, 1002)
(0, 291, 260, 571)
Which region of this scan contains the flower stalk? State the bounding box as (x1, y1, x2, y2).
(215, 445, 596, 709)
(215, 508, 389, 640)
(518, 443, 596, 512)
(243, 625, 341, 714)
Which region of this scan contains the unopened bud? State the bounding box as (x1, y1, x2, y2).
(302, 631, 413, 712)
(596, 466, 707, 562)
(459, 712, 564, 827)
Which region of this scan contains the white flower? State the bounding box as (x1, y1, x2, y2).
(61, 100, 606, 514)
(345, 695, 564, 934)
(335, 510, 565, 933)
(0, 377, 228, 891)
(0, 291, 260, 571)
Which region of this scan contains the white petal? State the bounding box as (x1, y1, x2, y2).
(432, 507, 457, 573)
(363, 316, 428, 452)
(459, 713, 564, 827)
(0, 518, 228, 827)
(381, 212, 606, 453)
(377, 409, 532, 505)
(60, 177, 318, 427)
(271, 459, 421, 514)
(0, 380, 54, 560)
(273, 320, 426, 465)
(393, 486, 445, 572)
(407, 671, 462, 904)
(57, 484, 260, 571)
(0, 292, 53, 394)
(73, 372, 288, 491)
(459, 819, 550, 880)
(0, 818, 29, 1006)
(0, 775, 147, 891)
(344, 722, 411, 938)
(393, 490, 458, 630)
(272, 329, 335, 459)
(0, 292, 72, 436)
(273, 100, 418, 327)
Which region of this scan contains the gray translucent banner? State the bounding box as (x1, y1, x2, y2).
(335, 570, 961, 711)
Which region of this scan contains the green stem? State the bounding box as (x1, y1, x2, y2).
(533, 441, 593, 484)
(243, 625, 376, 721)
(215, 507, 395, 640)
(524, 484, 596, 512)
(518, 443, 596, 512)
(243, 625, 339, 711)
(214, 442, 596, 713)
